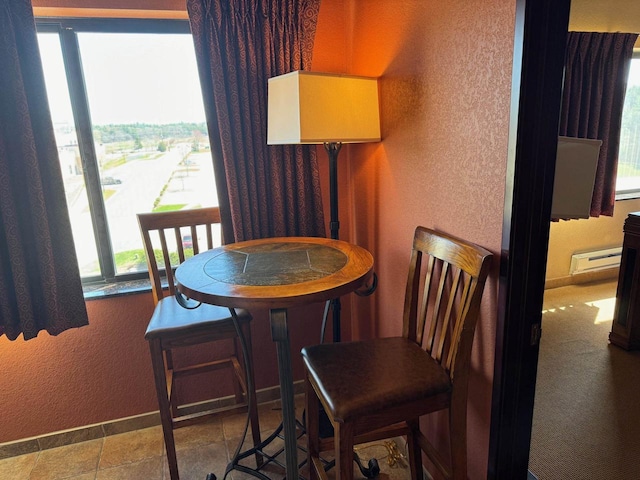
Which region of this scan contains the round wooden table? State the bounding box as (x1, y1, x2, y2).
(175, 236, 374, 479)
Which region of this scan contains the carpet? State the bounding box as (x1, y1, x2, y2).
(528, 280, 640, 479)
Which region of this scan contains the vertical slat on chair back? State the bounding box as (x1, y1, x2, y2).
(137, 207, 222, 305)
(402, 227, 492, 380)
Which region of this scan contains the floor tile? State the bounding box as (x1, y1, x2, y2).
(98, 426, 163, 470)
(173, 418, 224, 451)
(222, 401, 283, 441)
(163, 442, 228, 480)
(96, 456, 162, 480)
(65, 473, 97, 480)
(1, 395, 411, 480)
(30, 439, 102, 480)
(0, 452, 38, 480)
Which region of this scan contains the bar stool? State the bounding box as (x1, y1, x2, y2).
(138, 207, 261, 480)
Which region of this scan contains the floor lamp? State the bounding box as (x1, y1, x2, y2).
(267, 71, 380, 342)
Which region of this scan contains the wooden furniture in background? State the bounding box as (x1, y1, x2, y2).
(175, 236, 374, 479)
(611, 211, 640, 350)
(302, 227, 492, 480)
(137, 207, 261, 480)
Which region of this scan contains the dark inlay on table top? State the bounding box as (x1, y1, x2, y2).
(203, 242, 348, 286)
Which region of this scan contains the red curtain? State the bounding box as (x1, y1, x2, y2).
(559, 31, 638, 217)
(187, 0, 325, 242)
(0, 0, 88, 340)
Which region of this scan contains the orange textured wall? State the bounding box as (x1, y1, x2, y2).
(0, 288, 322, 443)
(0, 294, 157, 443)
(313, 1, 516, 478)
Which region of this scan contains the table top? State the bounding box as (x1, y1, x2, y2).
(175, 236, 374, 310)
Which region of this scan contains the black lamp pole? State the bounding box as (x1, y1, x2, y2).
(325, 141, 343, 342)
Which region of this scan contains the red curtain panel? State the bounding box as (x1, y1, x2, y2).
(187, 0, 326, 242)
(559, 31, 639, 217)
(0, 0, 88, 340)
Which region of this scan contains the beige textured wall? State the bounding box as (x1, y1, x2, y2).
(547, 199, 640, 282)
(545, 0, 640, 283)
(569, 0, 640, 45)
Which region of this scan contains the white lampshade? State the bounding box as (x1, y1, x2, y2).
(267, 71, 380, 145)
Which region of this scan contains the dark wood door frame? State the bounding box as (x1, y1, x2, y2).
(488, 0, 572, 478)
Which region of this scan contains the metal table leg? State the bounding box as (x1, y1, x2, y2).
(270, 308, 299, 479)
(218, 307, 303, 480)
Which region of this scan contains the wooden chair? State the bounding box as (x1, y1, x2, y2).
(302, 226, 492, 480)
(138, 207, 261, 480)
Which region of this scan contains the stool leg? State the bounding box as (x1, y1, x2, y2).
(231, 336, 245, 405)
(335, 421, 354, 480)
(166, 350, 180, 420)
(305, 376, 320, 480)
(406, 418, 423, 480)
(450, 399, 467, 480)
(149, 339, 179, 480)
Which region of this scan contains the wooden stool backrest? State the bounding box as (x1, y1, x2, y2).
(137, 207, 223, 305)
(403, 227, 493, 383)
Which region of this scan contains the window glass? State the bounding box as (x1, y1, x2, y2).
(38, 32, 100, 277)
(617, 58, 640, 195)
(77, 32, 216, 276)
(37, 22, 217, 281)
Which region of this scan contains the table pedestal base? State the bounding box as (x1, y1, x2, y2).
(213, 308, 306, 480)
(271, 308, 300, 479)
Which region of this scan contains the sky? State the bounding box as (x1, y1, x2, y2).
(38, 32, 207, 126)
(39, 32, 639, 126)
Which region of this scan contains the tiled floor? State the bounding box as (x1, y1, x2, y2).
(0, 398, 412, 480)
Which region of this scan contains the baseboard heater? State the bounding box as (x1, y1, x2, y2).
(570, 247, 622, 274)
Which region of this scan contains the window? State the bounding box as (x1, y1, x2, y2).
(616, 56, 640, 197)
(37, 19, 217, 284)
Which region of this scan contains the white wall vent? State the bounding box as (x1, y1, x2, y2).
(570, 247, 622, 275)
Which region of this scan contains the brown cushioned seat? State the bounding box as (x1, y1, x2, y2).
(145, 296, 251, 340)
(302, 337, 451, 422)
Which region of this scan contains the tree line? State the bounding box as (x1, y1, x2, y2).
(93, 122, 207, 144)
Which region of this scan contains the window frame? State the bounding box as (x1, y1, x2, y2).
(36, 18, 198, 286)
